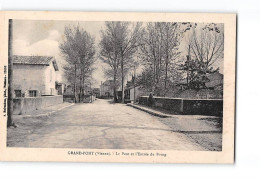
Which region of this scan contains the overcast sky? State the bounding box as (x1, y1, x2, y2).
(12, 20, 223, 88)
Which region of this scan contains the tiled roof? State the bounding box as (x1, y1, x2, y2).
(102, 80, 114, 85)
(13, 55, 54, 65)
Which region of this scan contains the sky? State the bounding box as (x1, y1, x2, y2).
(12, 20, 107, 87)
(12, 20, 223, 88)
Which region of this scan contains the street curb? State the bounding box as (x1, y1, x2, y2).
(127, 103, 170, 118)
(22, 103, 75, 119)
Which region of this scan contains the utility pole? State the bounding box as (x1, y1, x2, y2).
(100, 81, 102, 98)
(7, 19, 15, 127)
(133, 65, 136, 103)
(187, 44, 191, 89)
(130, 63, 137, 103)
(90, 82, 92, 103)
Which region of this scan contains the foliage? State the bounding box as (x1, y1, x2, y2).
(179, 23, 224, 90)
(138, 22, 183, 95)
(99, 22, 142, 102)
(59, 25, 96, 102)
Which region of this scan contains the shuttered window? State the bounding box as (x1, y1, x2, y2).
(29, 90, 37, 97)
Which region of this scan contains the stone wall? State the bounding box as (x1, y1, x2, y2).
(63, 95, 96, 103)
(139, 96, 223, 117)
(13, 95, 63, 115)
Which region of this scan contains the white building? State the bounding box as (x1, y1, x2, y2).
(13, 55, 62, 97)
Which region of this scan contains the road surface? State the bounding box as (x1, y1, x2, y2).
(8, 99, 205, 150)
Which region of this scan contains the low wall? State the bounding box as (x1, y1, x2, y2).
(63, 95, 96, 103)
(182, 99, 223, 116)
(139, 96, 223, 117)
(13, 95, 63, 115)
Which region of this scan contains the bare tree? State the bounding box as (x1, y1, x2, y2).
(179, 23, 224, 90)
(100, 22, 142, 103)
(189, 23, 224, 72)
(160, 22, 182, 94)
(139, 22, 163, 95)
(60, 25, 96, 102)
(139, 22, 182, 95)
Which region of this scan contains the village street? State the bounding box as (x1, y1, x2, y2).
(8, 99, 207, 150)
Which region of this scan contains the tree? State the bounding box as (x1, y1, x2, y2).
(136, 67, 154, 92)
(139, 22, 183, 95)
(100, 22, 142, 103)
(138, 22, 163, 95)
(189, 23, 224, 73)
(180, 23, 224, 90)
(99, 23, 121, 102)
(160, 22, 182, 94)
(60, 25, 96, 103)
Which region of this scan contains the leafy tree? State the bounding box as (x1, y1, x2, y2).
(60, 25, 96, 102)
(99, 23, 121, 102)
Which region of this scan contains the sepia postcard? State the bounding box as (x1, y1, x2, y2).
(0, 11, 236, 163)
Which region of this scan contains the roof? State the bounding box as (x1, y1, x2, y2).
(206, 72, 223, 81)
(13, 55, 59, 71)
(177, 72, 223, 86)
(102, 80, 114, 86)
(177, 79, 188, 85)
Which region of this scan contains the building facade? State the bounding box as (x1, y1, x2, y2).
(100, 80, 115, 98)
(13, 55, 61, 97)
(124, 79, 147, 103)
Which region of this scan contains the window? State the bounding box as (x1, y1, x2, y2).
(50, 88, 54, 95)
(29, 90, 37, 97)
(14, 90, 21, 97)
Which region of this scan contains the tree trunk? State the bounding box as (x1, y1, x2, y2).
(113, 72, 117, 102)
(79, 73, 82, 102)
(7, 19, 15, 127)
(187, 45, 191, 89)
(74, 64, 77, 103)
(165, 61, 168, 96)
(79, 66, 83, 103)
(82, 72, 85, 103)
(121, 57, 124, 104)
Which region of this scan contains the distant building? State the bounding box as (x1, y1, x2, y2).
(93, 88, 100, 98)
(177, 71, 223, 90)
(124, 79, 147, 103)
(100, 80, 114, 98)
(205, 72, 223, 90)
(173, 71, 223, 99)
(13, 55, 62, 97)
(63, 85, 92, 95)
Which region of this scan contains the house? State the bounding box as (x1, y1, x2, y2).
(173, 71, 223, 99)
(177, 71, 223, 90)
(205, 72, 223, 90)
(100, 80, 115, 98)
(13, 55, 62, 97)
(124, 79, 147, 103)
(92, 88, 100, 98)
(176, 78, 188, 90)
(56, 82, 65, 95)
